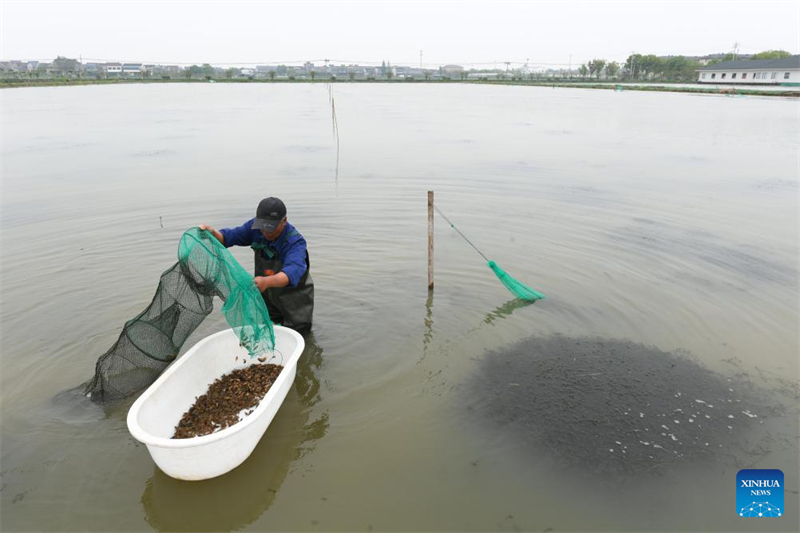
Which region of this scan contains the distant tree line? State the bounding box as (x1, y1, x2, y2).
(3, 50, 795, 83)
(184, 64, 216, 79)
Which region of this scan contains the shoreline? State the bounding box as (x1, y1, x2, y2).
(1, 77, 798, 97)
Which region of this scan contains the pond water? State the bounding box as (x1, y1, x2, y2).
(1, 83, 798, 532)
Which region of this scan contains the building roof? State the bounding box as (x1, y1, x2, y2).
(698, 56, 800, 71)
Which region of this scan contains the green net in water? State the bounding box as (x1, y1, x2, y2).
(84, 228, 274, 402)
(488, 261, 546, 302)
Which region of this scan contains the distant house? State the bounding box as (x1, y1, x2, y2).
(105, 63, 122, 75)
(442, 64, 465, 77)
(468, 72, 499, 79)
(696, 56, 800, 85)
(122, 63, 142, 76)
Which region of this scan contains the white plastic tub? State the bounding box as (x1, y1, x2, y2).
(127, 326, 305, 480)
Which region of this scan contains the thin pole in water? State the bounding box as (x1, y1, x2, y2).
(428, 191, 434, 291)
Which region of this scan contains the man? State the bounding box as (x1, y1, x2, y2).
(200, 197, 314, 333)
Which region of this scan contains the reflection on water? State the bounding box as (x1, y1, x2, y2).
(482, 298, 537, 326)
(421, 290, 434, 363)
(141, 334, 327, 532)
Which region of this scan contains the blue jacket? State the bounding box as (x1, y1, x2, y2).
(219, 219, 309, 287)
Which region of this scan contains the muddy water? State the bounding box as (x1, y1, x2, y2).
(1, 84, 798, 531)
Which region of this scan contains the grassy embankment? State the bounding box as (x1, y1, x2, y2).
(1, 77, 798, 97)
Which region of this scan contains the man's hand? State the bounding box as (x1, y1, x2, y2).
(254, 272, 290, 292)
(254, 276, 269, 292)
(199, 224, 224, 245)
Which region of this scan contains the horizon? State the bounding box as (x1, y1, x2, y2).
(2, 51, 797, 71)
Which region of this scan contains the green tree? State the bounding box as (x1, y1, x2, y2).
(268, 71, 276, 80)
(752, 50, 792, 59)
(187, 65, 204, 78)
(184, 67, 193, 79)
(348, 71, 355, 81)
(606, 61, 620, 78)
(201, 64, 215, 78)
(588, 59, 606, 79)
(625, 54, 642, 79)
(52, 56, 79, 75)
(310, 70, 316, 80)
(578, 64, 589, 78)
(637, 55, 662, 78)
(662, 56, 698, 80)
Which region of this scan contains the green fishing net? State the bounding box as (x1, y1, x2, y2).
(84, 228, 274, 402)
(488, 261, 546, 302)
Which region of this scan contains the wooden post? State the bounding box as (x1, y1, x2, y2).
(428, 191, 434, 290)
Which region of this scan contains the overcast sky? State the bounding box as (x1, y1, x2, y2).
(2, 1, 799, 67)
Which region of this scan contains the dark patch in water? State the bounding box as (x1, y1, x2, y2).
(630, 217, 660, 226)
(465, 336, 790, 477)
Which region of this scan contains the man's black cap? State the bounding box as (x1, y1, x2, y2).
(252, 197, 287, 232)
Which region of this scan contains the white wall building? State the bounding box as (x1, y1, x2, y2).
(122, 63, 142, 76)
(105, 63, 122, 75)
(697, 56, 800, 85)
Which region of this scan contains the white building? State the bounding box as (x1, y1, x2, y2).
(122, 63, 142, 76)
(105, 63, 122, 75)
(468, 72, 499, 79)
(697, 56, 800, 85)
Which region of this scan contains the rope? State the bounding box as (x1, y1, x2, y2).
(432, 204, 490, 262)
